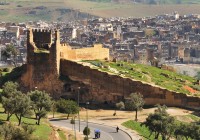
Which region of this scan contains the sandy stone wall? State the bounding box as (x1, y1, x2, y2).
(60, 60, 200, 109)
(60, 44, 109, 60)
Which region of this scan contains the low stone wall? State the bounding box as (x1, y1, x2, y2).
(60, 59, 200, 109)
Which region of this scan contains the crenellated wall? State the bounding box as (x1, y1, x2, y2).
(20, 29, 63, 96)
(60, 59, 200, 109)
(21, 28, 200, 109)
(20, 29, 109, 96)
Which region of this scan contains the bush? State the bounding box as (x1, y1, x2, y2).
(3, 68, 10, 72)
(0, 65, 25, 86)
(17, 5, 22, 7)
(84, 136, 89, 140)
(0, 123, 35, 140)
(70, 118, 75, 124)
(83, 126, 90, 136)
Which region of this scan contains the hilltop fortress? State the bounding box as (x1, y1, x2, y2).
(20, 29, 200, 109)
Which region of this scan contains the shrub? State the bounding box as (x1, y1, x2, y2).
(3, 68, 10, 72)
(84, 136, 89, 140)
(17, 5, 22, 7)
(70, 118, 75, 124)
(83, 126, 90, 136)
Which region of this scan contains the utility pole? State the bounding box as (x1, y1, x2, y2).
(86, 102, 89, 139)
(77, 87, 80, 132)
(74, 116, 77, 140)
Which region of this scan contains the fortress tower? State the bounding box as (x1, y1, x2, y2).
(21, 29, 63, 97)
(20, 28, 109, 98)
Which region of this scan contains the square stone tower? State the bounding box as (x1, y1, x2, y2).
(21, 29, 63, 97)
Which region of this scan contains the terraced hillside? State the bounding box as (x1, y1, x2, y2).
(83, 60, 200, 97)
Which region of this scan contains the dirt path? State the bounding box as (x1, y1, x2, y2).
(50, 107, 197, 126)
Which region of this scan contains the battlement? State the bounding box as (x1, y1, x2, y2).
(32, 28, 51, 34)
(30, 28, 52, 49)
(61, 43, 68, 47)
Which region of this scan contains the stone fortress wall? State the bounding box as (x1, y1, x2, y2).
(20, 29, 109, 97)
(60, 60, 200, 109)
(60, 44, 109, 60)
(20, 28, 200, 109)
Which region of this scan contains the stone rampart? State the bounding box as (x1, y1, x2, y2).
(60, 44, 109, 60)
(60, 59, 200, 109)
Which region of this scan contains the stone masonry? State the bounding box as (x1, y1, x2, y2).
(20, 29, 200, 109)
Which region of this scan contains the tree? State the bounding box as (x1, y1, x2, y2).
(143, 105, 176, 140)
(187, 123, 200, 140)
(0, 123, 35, 140)
(1, 82, 21, 121)
(56, 99, 79, 119)
(2, 96, 17, 121)
(125, 92, 144, 121)
(174, 122, 200, 140)
(83, 126, 90, 137)
(28, 90, 52, 125)
(1, 81, 19, 99)
(2, 90, 22, 121)
(195, 71, 200, 80)
(174, 123, 190, 140)
(114, 101, 125, 116)
(14, 94, 32, 126)
(1, 44, 18, 67)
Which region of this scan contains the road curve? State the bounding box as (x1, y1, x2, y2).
(49, 118, 131, 140)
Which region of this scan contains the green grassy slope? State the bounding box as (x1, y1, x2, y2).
(83, 60, 200, 96)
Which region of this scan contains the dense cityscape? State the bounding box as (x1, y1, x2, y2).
(1, 12, 200, 75)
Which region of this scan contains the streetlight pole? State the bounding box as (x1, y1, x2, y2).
(74, 116, 77, 140)
(77, 87, 80, 132)
(86, 102, 89, 139)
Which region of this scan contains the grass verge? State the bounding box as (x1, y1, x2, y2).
(0, 104, 52, 140)
(122, 120, 160, 140)
(57, 129, 66, 140)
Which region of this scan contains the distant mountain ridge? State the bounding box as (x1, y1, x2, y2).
(84, 0, 200, 4)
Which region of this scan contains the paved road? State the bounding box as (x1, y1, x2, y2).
(49, 119, 131, 140)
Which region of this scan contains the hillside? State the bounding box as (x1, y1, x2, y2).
(83, 60, 200, 97)
(84, 0, 200, 4)
(1, 0, 200, 22)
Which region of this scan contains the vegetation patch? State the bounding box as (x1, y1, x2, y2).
(0, 65, 25, 86)
(57, 129, 66, 140)
(123, 105, 200, 140)
(122, 120, 157, 140)
(83, 60, 199, 96)
(0, 106, 52, 140)
(34, 49, 50, 54)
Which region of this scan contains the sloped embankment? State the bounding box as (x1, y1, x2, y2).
(60, 59, 200, 109)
